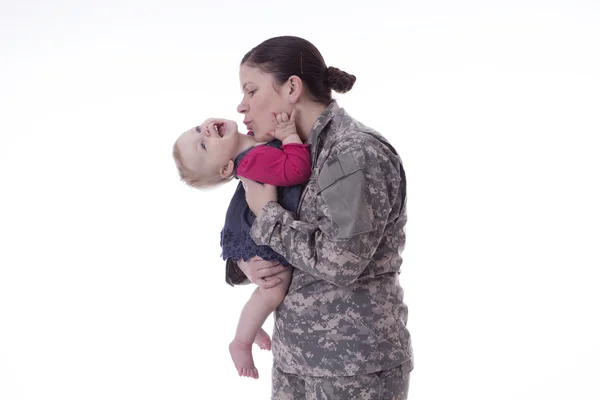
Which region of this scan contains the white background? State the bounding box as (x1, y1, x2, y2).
(1, 0, 599, 399)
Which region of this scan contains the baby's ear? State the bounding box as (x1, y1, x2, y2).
(220, 160, 235, 178)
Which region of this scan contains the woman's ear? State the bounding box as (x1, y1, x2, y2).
(287, 75, 303, 104)
(220, 160, 235, 178)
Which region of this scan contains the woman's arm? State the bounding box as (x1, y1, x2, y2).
(242, 143, 403, 287)
(233, 257, 287, 289)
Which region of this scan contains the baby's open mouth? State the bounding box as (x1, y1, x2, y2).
(216, 122, 226, 137)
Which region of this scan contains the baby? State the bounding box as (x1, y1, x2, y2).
(172, 111, 310, 379)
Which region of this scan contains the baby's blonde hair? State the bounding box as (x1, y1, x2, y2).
(172, 141, 233, 189)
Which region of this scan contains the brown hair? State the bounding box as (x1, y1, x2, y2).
(241, 36, 356, 104)
(172, 141, 232, 189)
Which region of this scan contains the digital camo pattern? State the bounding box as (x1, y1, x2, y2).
(272, 361, 412, 399)
(249, 101, 413, 378)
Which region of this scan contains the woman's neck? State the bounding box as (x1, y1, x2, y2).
(296, 101, 328, 142)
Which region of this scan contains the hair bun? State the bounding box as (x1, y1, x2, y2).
(326, 66, 356, 93)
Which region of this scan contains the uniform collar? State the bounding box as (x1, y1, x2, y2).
(307, 100, 339, 146)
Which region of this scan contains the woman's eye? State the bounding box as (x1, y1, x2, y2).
(201, 142, 206, 150)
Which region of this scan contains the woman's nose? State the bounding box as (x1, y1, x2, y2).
(237, 101, 247, 114)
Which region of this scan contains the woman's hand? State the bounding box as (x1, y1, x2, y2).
(239, 177, 277, 216)
(237, 256, 287, 289)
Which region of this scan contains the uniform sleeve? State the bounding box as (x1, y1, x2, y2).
(249, 144, 402, 287)
(237, 143, 311, 186)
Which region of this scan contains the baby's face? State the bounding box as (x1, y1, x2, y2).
(176, 119, 241, 176)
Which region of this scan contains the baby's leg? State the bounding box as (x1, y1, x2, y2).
(229, 267, 292, 379)
(254, 327, 271, 351)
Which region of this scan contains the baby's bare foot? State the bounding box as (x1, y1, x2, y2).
(229, 340, 259, 379)
(254, 328, 272, 351)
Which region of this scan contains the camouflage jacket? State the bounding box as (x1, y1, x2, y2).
(246, 101, 413, 376)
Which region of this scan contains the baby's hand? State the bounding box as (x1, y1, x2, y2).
(270, 110, 298, 142)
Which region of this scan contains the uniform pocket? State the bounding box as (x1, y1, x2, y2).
(317, 152, 373, 239)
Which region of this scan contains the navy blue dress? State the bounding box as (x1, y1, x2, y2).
(221, 140, 306, 286)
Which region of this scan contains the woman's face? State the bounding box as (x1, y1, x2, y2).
(237, 64, 291, 142)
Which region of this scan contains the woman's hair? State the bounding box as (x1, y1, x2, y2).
(241, 36, 356, 104)
(172, 141, 232, 189)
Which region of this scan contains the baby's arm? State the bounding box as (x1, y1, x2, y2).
(236, 143, 311, 186)
(237, 110, 311, 186)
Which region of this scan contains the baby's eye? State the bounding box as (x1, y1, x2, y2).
(201, 142, 206, 150)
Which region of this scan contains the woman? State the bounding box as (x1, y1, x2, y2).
(230, 36, 413, 399)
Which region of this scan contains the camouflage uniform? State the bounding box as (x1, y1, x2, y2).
(271, 360, 411, 400)
(230, 101, 413, 398)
